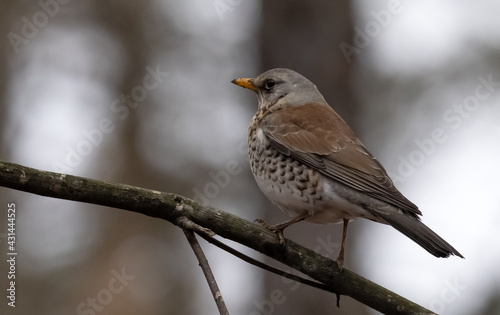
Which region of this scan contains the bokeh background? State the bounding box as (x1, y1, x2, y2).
(1, 0, 499, 314)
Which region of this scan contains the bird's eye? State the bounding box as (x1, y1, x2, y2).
(264, 79, 275, 90)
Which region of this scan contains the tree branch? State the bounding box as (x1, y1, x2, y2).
(194, 227, 341, 307)
(179, 216, 229, 315)
(0, 161, 436, 315)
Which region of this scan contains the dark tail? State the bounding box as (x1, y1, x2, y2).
(377, 211, 464, 258)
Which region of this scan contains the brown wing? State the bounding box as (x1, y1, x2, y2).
(260, 103, 421, 216)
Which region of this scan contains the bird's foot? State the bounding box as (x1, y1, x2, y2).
(255, 219, 286, 245)
(335, 218, 349, 271)
(335, 254, 344, 271)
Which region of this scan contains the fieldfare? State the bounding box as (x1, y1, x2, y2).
(232, 68, 463, 269)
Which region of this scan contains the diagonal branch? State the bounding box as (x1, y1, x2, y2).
(0, 160, 436, 315)
(195, 228, 341, 307)
(179, 216, 229, 315)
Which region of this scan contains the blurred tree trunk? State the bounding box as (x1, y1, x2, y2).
(260, 1, 358, 123)
(86, 1, 197, 314)
(0, 0, 15, 157)
(259, 1, 370, 314)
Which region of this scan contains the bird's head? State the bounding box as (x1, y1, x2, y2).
(232, 68, 327, 111)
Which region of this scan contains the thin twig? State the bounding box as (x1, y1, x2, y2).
(183, 216, 341, 305)
(181, 214, 339, 301)
(179, 216, 229, 315)
(195, 230, 341, 307)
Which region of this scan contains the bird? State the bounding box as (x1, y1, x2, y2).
(231, 68, 463, 269)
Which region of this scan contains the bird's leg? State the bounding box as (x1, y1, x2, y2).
(336, 219, 349, 270)
(255, 213, 310, 245)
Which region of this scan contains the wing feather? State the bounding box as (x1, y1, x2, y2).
(260, 103, 421, 216)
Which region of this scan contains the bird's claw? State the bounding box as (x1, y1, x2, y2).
(255, 219, 286, 245)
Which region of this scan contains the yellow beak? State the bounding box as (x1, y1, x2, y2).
(231, 78, 258, 92)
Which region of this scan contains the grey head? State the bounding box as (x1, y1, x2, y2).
(232, 68, 328, 110)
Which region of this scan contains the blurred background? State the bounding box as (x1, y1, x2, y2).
(0, 0, 499, 314)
